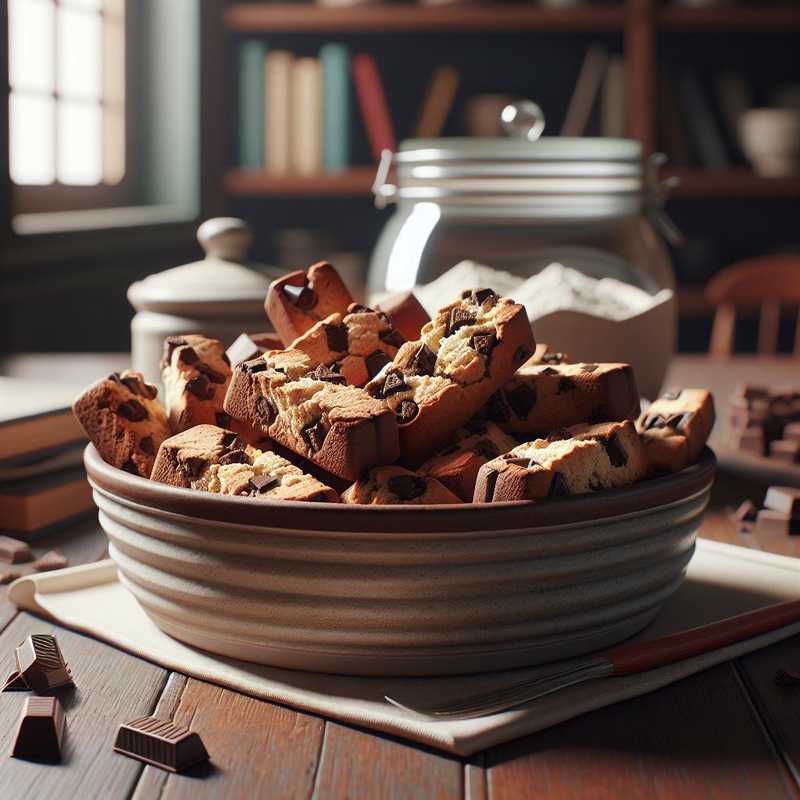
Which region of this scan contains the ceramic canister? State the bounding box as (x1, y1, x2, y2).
(128, 218, 282, 383)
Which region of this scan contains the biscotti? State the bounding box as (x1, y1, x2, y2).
(365, 288, 534, 463)
(483, 362, 639, 437)
(152, 424, 338, 502)
(342, 466, 460, 505)
(288, 304, 405, 388)
(265, 261, 353, 346)
(224, 350, 400, 481)
(474, 420, 647, 503)
(637, 388, 715, 474)
(73, 371, 170, 478)
(418, 420, 518, 501)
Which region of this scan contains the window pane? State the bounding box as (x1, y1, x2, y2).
(61, 0, 102, 9)
(103, 16, 125, 107)
(103, 110, 125, 184)
(104, 0, 124, 19)
(9, 0, 55, 93)
(10, 92, 55, 185)
(58, 101, 103, 184)
(57, 7, 102, 100)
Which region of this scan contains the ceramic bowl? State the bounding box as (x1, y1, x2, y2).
(85, 444, 716, 676)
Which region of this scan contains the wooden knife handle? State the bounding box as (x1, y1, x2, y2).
(606, 598, 800, 676)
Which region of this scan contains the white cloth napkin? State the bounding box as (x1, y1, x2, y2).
(8, 539, 800, 756)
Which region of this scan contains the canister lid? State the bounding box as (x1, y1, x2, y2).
(128, 218, 280, 315)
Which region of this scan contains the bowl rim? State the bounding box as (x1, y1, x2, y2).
(84, 443, 716, 534)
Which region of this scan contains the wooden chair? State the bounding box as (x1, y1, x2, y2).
(705, 255, 800, 357)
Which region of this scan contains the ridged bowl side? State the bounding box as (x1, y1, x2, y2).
(85, 445, 715, 676)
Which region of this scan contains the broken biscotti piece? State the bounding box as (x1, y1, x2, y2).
(474, 420, 647, 503)
(483, 362, 639, 437)
(342, 465, 460, 505)
(374, 291, 431, 343)
(288, 303, 405, 388)
(637, 388, 715, 474)
(73, 370, 171, 478)
(418, 420, 518, 501)
(161, 335, 269, 448)
(265, 261, 354, 346)
(224, 349, 400, 481)
(365, 288, 534, 464)
(151, 424, 338, 502)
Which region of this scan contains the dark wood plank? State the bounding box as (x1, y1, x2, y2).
(486, 663, 797, 800)
(133, 679, 325, 800)
(0, 613, 167, 799)
(737, 637, 800, 789)
(0, 517, 107, 633)
(313, 722, 463, 800)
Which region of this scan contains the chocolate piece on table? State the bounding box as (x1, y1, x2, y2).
(763, 486, 800, 518)
(374, 291, 431, 343)
(769, 439, 800, 464)
(2, 671, 29, 691)
(11, 696, 66, 762)
(783, 422, 800, 444)
(755, 509, 800, 537)
(729, 426, 765, 456)
(0, 535, 34, 564)
(15, 633, 74, 693)
(732, 499, 758, 525)
(114, 716, 210, 772)
(31, 550, 69, 572)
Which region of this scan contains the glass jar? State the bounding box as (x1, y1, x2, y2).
(368, 122, 679, 398)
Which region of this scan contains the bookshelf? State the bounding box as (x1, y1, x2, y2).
(219, 0, 800, 201)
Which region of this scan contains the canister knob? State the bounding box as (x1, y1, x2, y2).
(197, 217, 254, 262)
(501, 100, 546, 142)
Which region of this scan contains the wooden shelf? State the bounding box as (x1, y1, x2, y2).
(224, 167, 376, 196)
(659, 5, 800, 32)
(224, 3, 625, 33)
(663, 168, 800, 198)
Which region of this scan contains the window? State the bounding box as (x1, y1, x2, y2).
(9, 0, 130, 214)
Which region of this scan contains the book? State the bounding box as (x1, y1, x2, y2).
(659, 72, 691, 165)
(0, 378, 86, 462)
(265, 50, 293, 174)
(352, 53, 396, 162)
(715, 72, 750, 164)
(601, 57, 625, 138)
(680, 71, 731, 168)
(0, 442, 85, 482)
(415, 65, 460, 139)
(561, 45, 608, 136)
(238, 40, 267, 169)
(0, 468, 93, 534)
(290, 57, 323, 176)
(320, 43, 351, 172)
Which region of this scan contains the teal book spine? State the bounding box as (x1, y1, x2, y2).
(238, 40, 267, 169)
(320, 43, 350, 172)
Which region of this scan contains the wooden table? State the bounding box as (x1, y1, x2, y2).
(1, 355, 799, 799)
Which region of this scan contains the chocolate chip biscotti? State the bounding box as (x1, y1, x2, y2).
(265, 261, 354, 346)
(152, 424, 338, 502)
(483, 362, 639, 437)
(637, 388, 715, 474)
(418, 420, 518, 501)
(342, 466, 460, 505)
(366, 288, 534, 464)
(474, 420, 647, 503)
(224, 349, 400, 481)
(73, 371, 170, 478)
(288, 304, 405, 388)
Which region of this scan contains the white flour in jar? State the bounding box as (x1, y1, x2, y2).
(416, 261, 672, 322)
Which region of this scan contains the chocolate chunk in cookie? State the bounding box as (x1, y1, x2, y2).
(242, 359, 269, 375)
(447, 307, 476, 337)
(302, 420, 327, 452)
(186, 376, 215, 400)
(178, 347, 199, 365)
(557, 377, 577, 394)
(514, 345, 532, 364)
(387, 474, 427, 501)
(486, 392, 511, 423)
(196, 363, 227, 384)
(365, 350, 391, 379)
(471, 331, 497, 356)
(506, 384, 536, 419)
(117, 399, 149, 422)
(379, 328, 405, 349)
(324, 323, 349, 353)
(255, 395, 277, 425)
(382, 371, 408, 397)
(139, 435, 155, 455)
(548, 471, 570, 498)
(397, 399, 419, 424)
(283, 282, 317, 310)
(249, 474, 280, 494)
(601, 432, 627, 468)
(410, 344, 437, 377)
(219, 449, 250, 466)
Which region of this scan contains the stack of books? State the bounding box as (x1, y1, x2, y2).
(0, 378, 92, 540)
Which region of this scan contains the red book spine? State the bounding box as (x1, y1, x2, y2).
(352, 53, 396, 162)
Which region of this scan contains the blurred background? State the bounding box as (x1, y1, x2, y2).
(1, 0, 799, 356)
